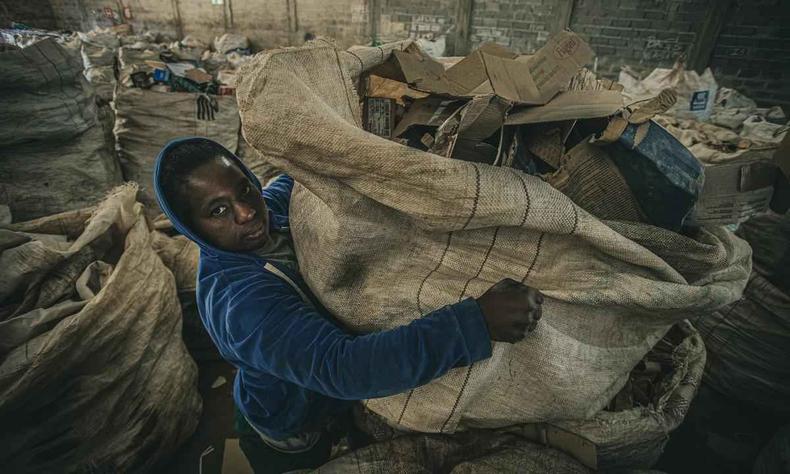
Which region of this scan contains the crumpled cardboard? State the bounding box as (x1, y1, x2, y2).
(375, 31, 593, 106)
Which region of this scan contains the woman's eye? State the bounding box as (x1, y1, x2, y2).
(211, 205, 228, 217)
(243, 184, 251, 196)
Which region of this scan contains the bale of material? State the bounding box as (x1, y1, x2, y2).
(0, 184, 201, 473)
(693, 211, 790, 416)
(0, 38, 121, 221)
(349, 321, 704, 471)
(695, 271, 790, 416)
(753, 425, 790, 474)
(314, 430, 591, 473)
(236, 41, 749, 432)
(113, 87, 239, 210)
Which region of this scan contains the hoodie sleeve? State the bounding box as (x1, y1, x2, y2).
(262, 175, 294, 217)
(220, 269, 493, 400)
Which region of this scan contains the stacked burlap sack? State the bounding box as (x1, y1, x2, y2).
(0, 184, 201, 472)
(0, 38, 122, 222)
(113, 43, 240, 211)
(79, 28, 120, 103)
(696, 211, 790, 414)
(236, 37, 751, 469)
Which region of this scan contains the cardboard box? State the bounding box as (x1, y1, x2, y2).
(391, 97, 463, 138)
(691, 158, 777, 225)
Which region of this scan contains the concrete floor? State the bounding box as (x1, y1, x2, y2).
(158, 359, 238, 474)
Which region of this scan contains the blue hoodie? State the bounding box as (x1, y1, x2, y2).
(153, 137, 493, 440)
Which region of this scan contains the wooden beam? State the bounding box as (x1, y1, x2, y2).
(171, 0, 184, 40)
(370, 0, 381, 45)
(688, 0, 734, 73)
(552, 0, 574, 35)
(454, 0, 474, 56)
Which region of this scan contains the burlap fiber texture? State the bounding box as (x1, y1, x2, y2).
(0, 185, 201, 472)
(236, 43, 751, 433)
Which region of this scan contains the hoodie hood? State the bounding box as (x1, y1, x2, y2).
(153, 136, 264, 258)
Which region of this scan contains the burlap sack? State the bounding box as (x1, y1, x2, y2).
(0, 39, 121, 222)
(113, 88, 240, 210)
(0, 185, 201, 472)
(350, 320, 704, 470)
(315, 431, 591, 473)
(236, 42, 750, 433)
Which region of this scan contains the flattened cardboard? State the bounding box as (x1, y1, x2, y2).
(481, 53, 542, 104)
(443, 43, 519, 95)
(185, 68, 213, 84)
(375, 31, 594, 105)
(527, 31, 595, 103)
(367, 75, 429, 105)
(506, 90, 623, 125)
(391, 97, 463, 137)
(390, 49, 454, 95)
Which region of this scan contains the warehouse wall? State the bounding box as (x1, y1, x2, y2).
(1, 0, 59, 29)
(468, 0, 559, 53)
(709, 0, 790, 108)
(49, 0, 368, 48)
(380, 0, 454, 42)
(569, 0, 706, 76)
(32, 0, 790, 107)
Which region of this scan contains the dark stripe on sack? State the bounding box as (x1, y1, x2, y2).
(439, 226, 500, 432)
(440, 365, 474, 433)
(515, 172, 531, 227)
(459, 227, 500, 298)
(404, 231, 455, 424)
(396, 390, 414, 425)
(416, 232, 454, 314)
(462, 164, 481, 230)
(333, 49, 361, 128)
(522, 232, 545, 284)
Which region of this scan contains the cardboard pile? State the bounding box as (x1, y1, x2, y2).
(650, 86, 789, 225)
(117, 33, 253, 96)
(361, 32, 705, 231)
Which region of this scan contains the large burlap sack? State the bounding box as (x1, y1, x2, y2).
(0, 38, 97, 146)
(695, 272, 790, 416)
(1, 125, 122, 222)
(0, 184, 201, 472)
(113, 88, 240, 209)
(736, 211, 790, 293)
(352, 321, 704, 470)
(236, 42, 749, 433)
(0, 38, 122, 222)
(315, 431, 591, 473)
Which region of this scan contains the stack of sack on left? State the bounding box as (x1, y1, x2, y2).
(0, 30, 122, 223)
(0, 29, 202, 472)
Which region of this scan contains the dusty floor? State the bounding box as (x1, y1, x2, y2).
(158, 359, 238, 474)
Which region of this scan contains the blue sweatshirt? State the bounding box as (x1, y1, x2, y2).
(153, 137, 493, 440)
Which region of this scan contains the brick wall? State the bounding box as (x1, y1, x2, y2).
(709, 0, 790, 107)
(37, 0, 790, 107)
(380, 0, 455, 43)
(570, 0, 708, 77)
(469, 0, 557, 53)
